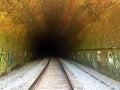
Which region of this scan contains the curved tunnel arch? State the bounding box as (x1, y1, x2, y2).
(0, 0, 120, 59)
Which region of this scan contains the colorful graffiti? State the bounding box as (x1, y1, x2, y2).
(72, 49, 120, 81)
(0, 48, 31, 76)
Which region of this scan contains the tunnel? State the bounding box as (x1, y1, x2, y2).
(0, 0, 120, 83)
(29, 32, 73, 58)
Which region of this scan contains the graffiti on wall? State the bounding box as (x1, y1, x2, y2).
(72, 49, 120, 81)
(0, 48, 30, 75)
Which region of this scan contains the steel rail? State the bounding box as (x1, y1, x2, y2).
(29, 58, 50, 90)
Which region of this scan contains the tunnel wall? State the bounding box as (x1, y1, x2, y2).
(71, 49, 120, 81)
(0, 0, 32, 75)
(69, 0, 120, 81)
(0, 48, 31, 75)
(74, 0, 120, 49)
(0, 28, 31, 75)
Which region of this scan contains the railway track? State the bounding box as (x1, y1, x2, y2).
(29, 58, 74, 90)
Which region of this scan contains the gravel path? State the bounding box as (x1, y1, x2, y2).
(0, 58, 49, 90)
(60, 59, 120, 90)
(0, 58, 120, 90)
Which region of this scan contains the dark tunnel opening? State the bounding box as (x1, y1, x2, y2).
(29, 32, 74, 60)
